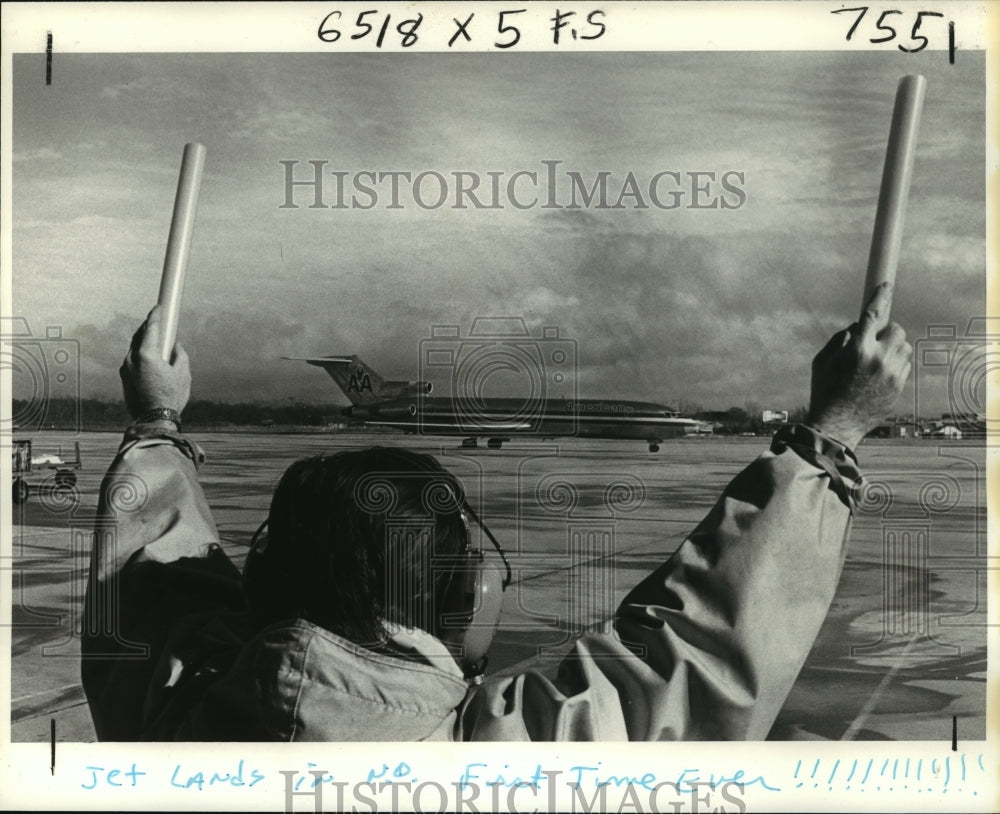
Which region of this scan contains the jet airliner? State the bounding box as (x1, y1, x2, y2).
(291, 355, 701, 452)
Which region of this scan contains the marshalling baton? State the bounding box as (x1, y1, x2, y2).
(839, 77, 925, 744)
(860, 74, 926, 320)
(157, 142, 206, 361)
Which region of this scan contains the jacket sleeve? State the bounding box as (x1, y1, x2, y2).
(81, 426, 243, 741)
(462, 424, 862, 741)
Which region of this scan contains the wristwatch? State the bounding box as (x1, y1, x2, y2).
(133, 407, 183, 431)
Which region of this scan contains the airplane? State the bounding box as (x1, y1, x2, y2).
(289, 355, 702, 452)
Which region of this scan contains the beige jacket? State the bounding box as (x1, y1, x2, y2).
(82, 424, 860, 741)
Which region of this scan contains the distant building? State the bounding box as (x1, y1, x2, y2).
(867, 416, 922, 439)
(762, 410, 788, 424)
(940, 413, 986, 438)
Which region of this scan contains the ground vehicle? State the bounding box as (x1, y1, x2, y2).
(11, 439, 81, 504)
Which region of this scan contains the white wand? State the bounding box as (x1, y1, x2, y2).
(157, 142, 207, 361)
(860, 75, 926, 319)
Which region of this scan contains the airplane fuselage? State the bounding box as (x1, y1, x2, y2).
(293, 354, 701, 451)
(343, 396, 700, 443)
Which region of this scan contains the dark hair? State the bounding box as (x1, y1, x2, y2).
(243, 447, 469, 646)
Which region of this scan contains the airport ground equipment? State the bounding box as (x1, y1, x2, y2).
(11, 439, 82, 504)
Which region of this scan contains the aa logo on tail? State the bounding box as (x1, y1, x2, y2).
(348, 371, 373, 393)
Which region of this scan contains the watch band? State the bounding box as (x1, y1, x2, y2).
(133, 407, 183, 431)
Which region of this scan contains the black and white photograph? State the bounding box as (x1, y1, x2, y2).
(1, 2, 996, 811)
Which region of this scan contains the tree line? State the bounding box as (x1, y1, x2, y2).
(12, 397, 809, 435)
(12, 398, 337, 431)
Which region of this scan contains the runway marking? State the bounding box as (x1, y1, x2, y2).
(508, 534, 682, 587)
(841, 634, 919, 740)
(12, 681, 85, 705)
(13, 700, 91, 726)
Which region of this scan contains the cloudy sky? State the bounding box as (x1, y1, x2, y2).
(11, 49, 985, 415)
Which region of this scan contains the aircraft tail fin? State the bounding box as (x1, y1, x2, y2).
(286, 355, 433, 405)
(287, 355, 386, 405)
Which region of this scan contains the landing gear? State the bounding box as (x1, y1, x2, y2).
(461, 437, 510, 450)
(648, 443, 660, 453)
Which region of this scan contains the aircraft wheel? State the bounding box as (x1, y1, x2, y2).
(461, 438, 478, 448)
(487, 438, 504, 450)
(55, 469, 77, 488)
(648, 443, 660, 453)
(13, 478, 29, 504)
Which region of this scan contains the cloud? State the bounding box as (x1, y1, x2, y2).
(58, 196, 977, 414)
(908, 231, 984, 273)
(70, 309, 348, 404)
(100, 82, 136, 99)
(12, 51, 983, 420)
(231, 106, 340, 143)
(11, 147, 63, 163)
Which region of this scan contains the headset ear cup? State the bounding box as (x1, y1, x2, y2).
(437, 555, 504, 670)
(462, 561, 504, 666)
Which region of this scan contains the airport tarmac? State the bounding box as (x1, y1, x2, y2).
(6, 430, 989, 743)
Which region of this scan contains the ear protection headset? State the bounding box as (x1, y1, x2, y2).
(432, 500, 511, 681)
(243, 450, 511, 682)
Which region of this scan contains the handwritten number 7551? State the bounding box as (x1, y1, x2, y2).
(833, 7, 946, 53)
